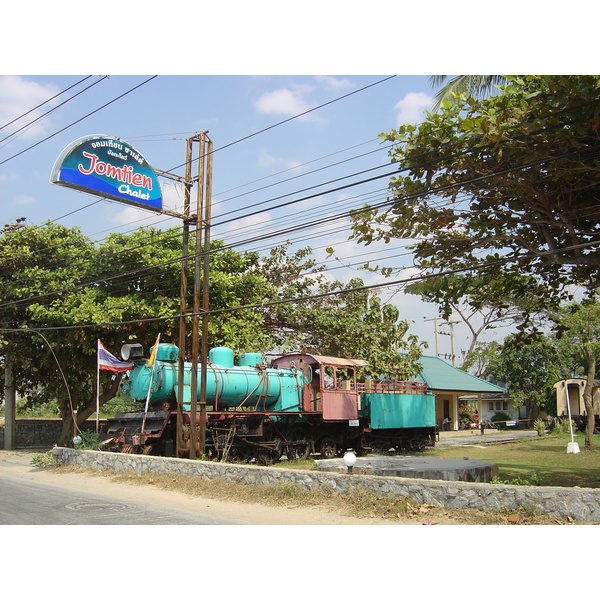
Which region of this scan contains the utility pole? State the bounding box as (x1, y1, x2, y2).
(425, 317, 460, 366)
(424, 317, 440, 357)
(189, 132, 212, 459)
(174, 133, 212, 459)
(176, 138, 193, 458)
(1, 218, 26, 450)
(3, 361, 15, 450)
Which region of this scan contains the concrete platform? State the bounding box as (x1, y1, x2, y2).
(315, 455, 499, 483)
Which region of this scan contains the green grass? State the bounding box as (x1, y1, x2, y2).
(425, 432, 600, 488)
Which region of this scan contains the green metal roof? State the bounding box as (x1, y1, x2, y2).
(414, 355, 506, 394)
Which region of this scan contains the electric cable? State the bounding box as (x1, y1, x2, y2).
(0, 76, 110, 147)
(0, 76, 158, 166)
(0, 75, 94, 132)
(1, 140, 598, 314)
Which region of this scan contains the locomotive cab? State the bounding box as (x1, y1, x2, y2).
(272, 354, 368, 421)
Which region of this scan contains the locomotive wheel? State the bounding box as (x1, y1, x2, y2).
(286, 427, 310, 461)
(228, 446, 253, 463)
(354, 437, 371, 457)
(319, 437, 338, 459)
(253, 429, 282, 465)
(371, 440, 391, 455)
(254, 446, 279, 465)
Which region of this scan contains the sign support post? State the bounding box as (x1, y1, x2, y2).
(50, 133, 212, 460)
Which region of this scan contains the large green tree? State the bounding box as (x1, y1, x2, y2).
(352, 76, 600, 312)
(1, 226, 424, 445)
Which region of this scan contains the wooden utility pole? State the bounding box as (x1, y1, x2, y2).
(176, 137, 194, 458)
(189, 132, 212, 459)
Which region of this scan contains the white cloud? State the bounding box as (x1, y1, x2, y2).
(394, 91, 433, 125)
(314, 75, 354, 90)
(254, 85, 322, 121)
(14, 194, 35, 205)
(257, 150, 303, 173)
(224, 212, 273, 236)
(0, 75, 60, 140)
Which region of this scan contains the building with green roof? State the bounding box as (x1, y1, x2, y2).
(414, 355, 508, 430)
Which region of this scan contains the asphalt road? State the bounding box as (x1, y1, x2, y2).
(0, 473, 249, 525)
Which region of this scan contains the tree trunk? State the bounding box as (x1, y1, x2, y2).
(583, 344, 596, 452)
(56, 373, 124, 447)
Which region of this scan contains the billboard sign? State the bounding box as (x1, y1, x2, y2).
(50, 134, 163, 212)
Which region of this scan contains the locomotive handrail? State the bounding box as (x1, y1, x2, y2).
(357, 380, 428, 394)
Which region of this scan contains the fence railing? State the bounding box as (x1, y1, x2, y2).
(356, 380, 428, 395)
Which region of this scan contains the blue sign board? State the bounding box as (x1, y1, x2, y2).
(50, 135, 163, 212)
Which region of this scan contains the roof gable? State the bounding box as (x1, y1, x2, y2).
(415, 355, 506, 393)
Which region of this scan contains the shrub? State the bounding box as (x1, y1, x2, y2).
(491, 411, 512, 430)
(533, 419, 546, 436)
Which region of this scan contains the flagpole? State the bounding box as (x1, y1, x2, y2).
(96, 339, 100, 434)
(141, 334, 160, 434)
(141, 364, 155, 434)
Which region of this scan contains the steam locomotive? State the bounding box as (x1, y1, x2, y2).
(105, 341, 436, 462)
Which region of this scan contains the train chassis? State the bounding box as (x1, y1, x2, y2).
(106, 410, 434, 463)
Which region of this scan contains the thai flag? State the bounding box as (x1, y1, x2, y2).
(98, 340, 134, 372)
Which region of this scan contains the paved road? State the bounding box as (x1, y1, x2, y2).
(0, 474, 249, 525)
(0, 454, 250, 525)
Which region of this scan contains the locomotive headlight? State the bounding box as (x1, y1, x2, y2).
(343, 449, 357, 475)
(121, 343, 144, 361)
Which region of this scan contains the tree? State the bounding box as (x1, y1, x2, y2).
(484, 333, 561, 422)
(430, 75, 508, 110)
(461, 340, 502, 379)
(291, 279, 425, 380)
(553, 301, 600, 451)
(1, 226, 424, 445)
(404, 272, 548, 365)
(351, 76, 600, 328)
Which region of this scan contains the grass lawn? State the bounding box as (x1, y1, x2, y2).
(425, 431, 600, 488)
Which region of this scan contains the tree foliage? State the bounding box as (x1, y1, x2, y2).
(1, 226, 424, 444)
(483, 333, 561, 420)
(351, 76, 600, 328)
(429, 75, 508, 111)
(552, 300, 600, 450)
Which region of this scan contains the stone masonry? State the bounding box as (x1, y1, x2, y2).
(52, 447, 600, 523)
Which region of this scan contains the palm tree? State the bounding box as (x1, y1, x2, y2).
(430, 75, 508, 110)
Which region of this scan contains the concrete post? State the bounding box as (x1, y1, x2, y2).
(4, 362, 16, 449)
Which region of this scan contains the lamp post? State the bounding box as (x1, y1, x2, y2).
(343, 449, 357, 475)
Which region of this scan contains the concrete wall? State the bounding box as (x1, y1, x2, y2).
(0, 419, 107, 448)
(52, 447, 600, 523)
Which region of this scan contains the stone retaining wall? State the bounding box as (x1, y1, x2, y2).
(52, 448, 600, 523)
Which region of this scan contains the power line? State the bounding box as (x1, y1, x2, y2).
(165, 75, 397, 176)
(2, 239, 597, 334)
(0, 75, 93, 132)
(2, 140, 598, 316)
(0, 76, 158, 166)
(0, 76, 110, 148)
